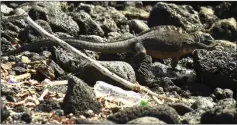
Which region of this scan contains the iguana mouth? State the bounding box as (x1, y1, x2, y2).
(207, 40, 213, 42)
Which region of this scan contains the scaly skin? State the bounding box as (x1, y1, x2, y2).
(2, 26, 218, 68)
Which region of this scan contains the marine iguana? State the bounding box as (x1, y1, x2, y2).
(2, 25, 219, 68)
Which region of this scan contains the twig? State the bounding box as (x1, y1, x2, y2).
(5, 9, 193, 104)
(38, 89, 49, 101)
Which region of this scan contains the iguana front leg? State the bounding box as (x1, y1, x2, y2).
(131, 42, 152, 76)
(194, 42, 224, 51)
(171, 56, 180, 69)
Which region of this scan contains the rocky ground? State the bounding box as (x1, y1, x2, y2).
(1, 1, 236, 124)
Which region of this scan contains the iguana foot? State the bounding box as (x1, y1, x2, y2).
(132, 52, 153, 77)
(132, 52, 147, 63)
(208, 43, 225, 51)
(214, 44, 224, 51)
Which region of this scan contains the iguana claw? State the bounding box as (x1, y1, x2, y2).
(214, 45, 224, 51)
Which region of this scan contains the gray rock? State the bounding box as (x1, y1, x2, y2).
(0, 37, 15, 53)
(208, 18, 237, 42)
(54, 109, 64, 116)
(49, 59, 65, 78)
(214, 40, 236, 52)
(54, 47, 91, 73)
(214, 88, 233, 100)
(1, 106, 10, 123)
(11, 113, 22, 121)
(107, 32, 123, 40)
(121, 6, 150, 20)
(128, 19, 150, 34)
(193, 49, 236, 95)
(214, 87, 225, 99)
(100, 61, 136, 81)
(28, 2, 79, 36)
(182, 97, 215, 124)
(2, 29, 18, 41)
(21, 112, 32, 123)
(137, 61, 195, 97)
(35, 99, 61, 112)
(1, 84, 18, 96)
(148, 2, 203, 32)
(78, 61, 136, 88)
(168, 103, 193, 116)
(177, 57, 194, 69)
(71, 11, 104, 36)
(201, 98, 237, 124)
(223, 89, 233, 98)
(84, 109, 94, 117)
(15, 2, 33, 13)
(191, 97, 216, 110)
(89, 5, 127, 34)
(107, 105, 181, 124)
(102, 18, 119, 34)
(1, 15, 28, 47)
(47, 84, 67, 94)
(182, 108, 207, 124)
(12, 66, 27, 75)
(63, 75, 102, 116)
(214, 2, 237, 20)
(127, 116, 167, 124)
(125, 1, 143, 9)
(77, 3, 94, 13)
(199, 6, 219, 29)
(1, 4, 14, 15)
(19, 19, 53, 42)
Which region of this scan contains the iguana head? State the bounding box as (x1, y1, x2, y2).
(193, 31, 214, 45)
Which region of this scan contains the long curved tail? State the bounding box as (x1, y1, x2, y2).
(62, 38, 134, 53)
(2, 37, 136, 56)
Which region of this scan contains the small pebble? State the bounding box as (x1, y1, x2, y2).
(9, 77, 17, 83)
(214, 88, 224, 99)
(191, 98, 215, 109)
(8, 55, 17, 62)
(158, 87, 164, 93)
(223, 89, 233, 98)
(1, 106, 10, 122)
(41, 51, 52, 58)
(21, 56, 31, 63)
(84, 109, 94, 117)
(6, 95, 15, 102)
(12, 66, 27, 75)
(21, 113, 32, 123)
(54, 109, 64, 116)
(1, 56, 9, 62)
(210, 93, 217, 101)
(41, 120, 48, 124)
(1, 4, 13, 14)
(11, 113, 22, 120)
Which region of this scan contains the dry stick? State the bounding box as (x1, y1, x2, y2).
(9, 13, 182, 103)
